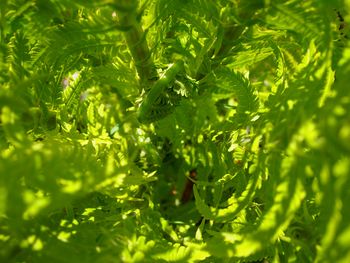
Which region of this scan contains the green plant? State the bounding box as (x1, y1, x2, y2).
(0, 0, 349, 262)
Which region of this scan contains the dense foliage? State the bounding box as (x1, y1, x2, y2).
(1, 0, 350, 262)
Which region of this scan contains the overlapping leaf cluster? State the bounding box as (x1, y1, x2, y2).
(0, 0, 349, 262)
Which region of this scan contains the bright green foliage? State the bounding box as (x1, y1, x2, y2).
(0, 0, 350, 262)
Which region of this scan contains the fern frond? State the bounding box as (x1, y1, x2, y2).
(267, 1, 330, 48)
(7, 32, 30, 81)
(201, 67, 259, 121)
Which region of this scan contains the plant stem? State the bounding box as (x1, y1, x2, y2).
(116, 0, 158, 92)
